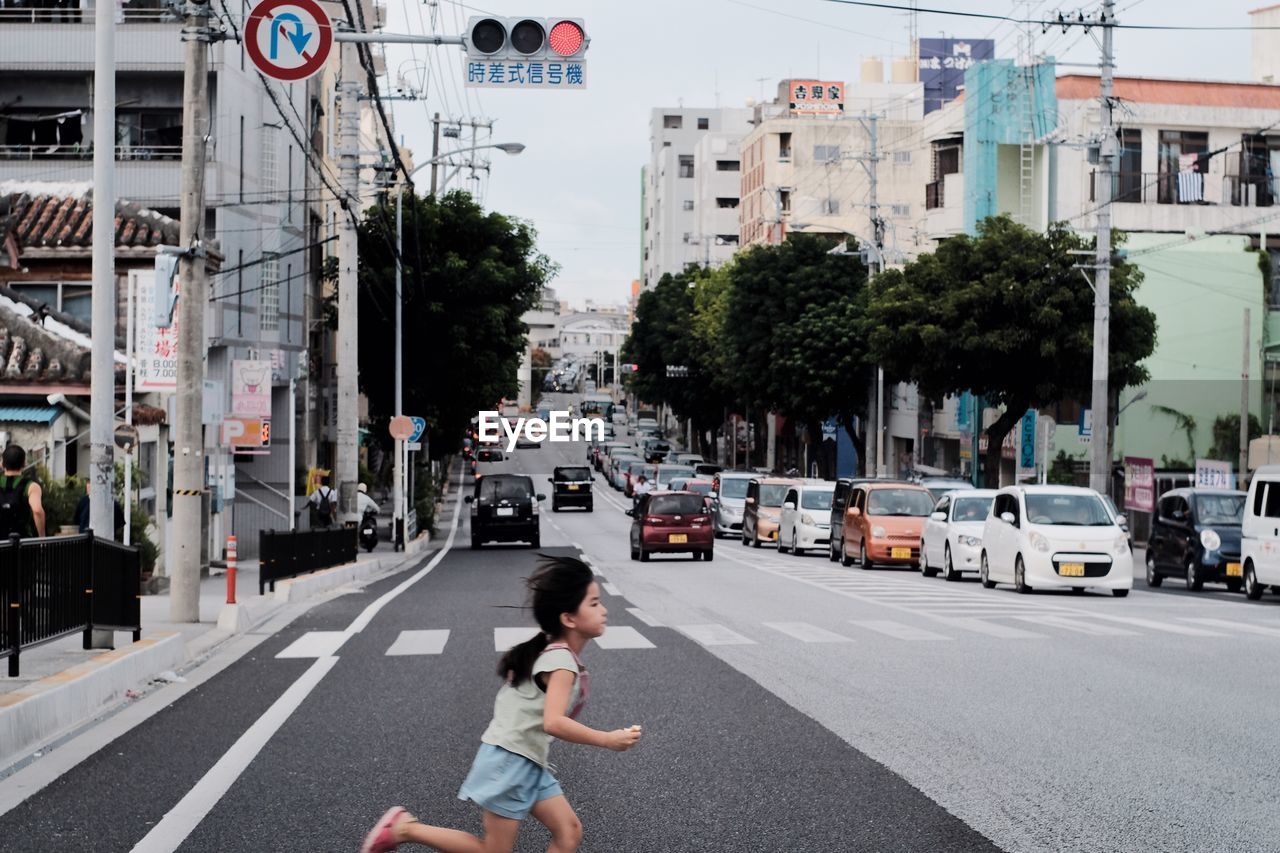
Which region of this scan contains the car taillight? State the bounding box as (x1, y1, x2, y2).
(647, 516, 664, 524)
(692, 515, 709, 524)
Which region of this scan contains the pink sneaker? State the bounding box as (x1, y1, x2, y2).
(360, 806, 406, 853)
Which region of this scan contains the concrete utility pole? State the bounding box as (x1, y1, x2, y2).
(1088, 0, 1117, 495)
(393, 181, 405, 547)
(170, 0, 212, 623)
(430, 112, 441, 195)
(855, 113, 886, 478)
(1241, 308, 1252, 486)
(335, 45, 361, 524)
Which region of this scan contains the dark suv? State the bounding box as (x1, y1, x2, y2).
(549, 465, 595, 512)
(466, 474, 545, 549)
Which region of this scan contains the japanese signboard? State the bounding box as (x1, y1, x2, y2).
(131, 269, 178, 392)
(1019, 410, 1037, 471)
(222, 416, 271, 450)
(1194, 459, 1235, 490)
(466, 60, 586, 89)
(1124, 456, 1156, 513)
(231, 359, 272, 417)
(787, 80, 844, 116)
(918, 38, 995, 114)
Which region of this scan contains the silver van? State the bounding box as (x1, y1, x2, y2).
(711, 471, 755, 537)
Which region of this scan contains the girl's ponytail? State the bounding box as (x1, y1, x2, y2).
(496, 554, 594, 685)
(497, 632, 550, 685)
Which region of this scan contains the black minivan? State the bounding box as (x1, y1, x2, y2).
(1145, 488, 1246, 591)
(466, 474, 545, 549)
(549, 465, 594, 512)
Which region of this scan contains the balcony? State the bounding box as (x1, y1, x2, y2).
(924, 172, 963, 240)
(0, 144, 184, 162)
(0, 5, 184, 71)
(925, 179, 945, 210)
(1085, 169, 1279, 233)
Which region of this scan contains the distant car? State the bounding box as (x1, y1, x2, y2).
(475, 447, 504, 463)
(669, 477, 714, 498)
(741, 477, 800, 548)
(839, 482, 934, 568)
(627, 491, 714, 561)
(654, 464, 695, 490)
(778, 482, 836, 556)
(466, 474, 544, 549)
(642, 438, 672, 463)
(671, 453, 705, 467)
(693, 462, 723, 478)
(981, 486, 1133, 596)
(549, 465, 595, 512)
(916, 477, 979, 504)
(920, 489, 998, 581)
(711, 471, 754, 537)
(609, 454, 641, 490)
(1145, 488, 1245, 592)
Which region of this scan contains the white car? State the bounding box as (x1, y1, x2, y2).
(921, 489, 997, 581)
(778, 483, 836, 556)
(1241, 464, 1280, 599)
(980, 485, 1133, 596)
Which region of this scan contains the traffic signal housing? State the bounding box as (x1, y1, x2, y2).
(463, 17, 588, 62)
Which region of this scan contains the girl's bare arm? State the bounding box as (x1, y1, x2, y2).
(542, 669, 641, 751)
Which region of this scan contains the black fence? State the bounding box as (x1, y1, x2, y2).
(0, 533, 142, 677)
(259, 527, 357, 594)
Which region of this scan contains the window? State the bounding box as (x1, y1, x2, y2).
(715, 235, 738, 246)
(935, 495, 950, 516)
(801, 489, 834, 511)
(260, 125, 277, 196)
(715, 160, 740, 172)
(1158, 496, 1179, 521)
(697, 117, 709, 130)
(662, 141, 671, 147)
(779, 189, 791, 212)
(1158, 129, 1208, 203)
(1264, 481, 1280, 518)
(891, 203, 910, 217)
(716, 197, 739, 209)
(238, 115, 245, 203)
(1253, 482, 1267, 518)
(813, 144, 841, 162)
(1117, 128, 1142, 202)
(663, 114, 683, 129)
(822, 198, 840, 215)
(894, 150, 912, 164)
(682, 232, 693, 244)
(259, 256, 280, 333)
(932, 138, 962, 178)
(784, 489, 798, 506)
(779, 132, 792, 160)
(682, 199, 694, 211)
(8, 282, 91, 326)
(678, 155, 694, 178)
(116, 110, 182, 156)
(2, 109, 84, 156)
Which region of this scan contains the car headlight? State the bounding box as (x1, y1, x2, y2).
(959, 535, 982, 548)
(1029, 532, 1051, 552)
(871, 525, 887, 538)
(1200, 529, 1221, 551)
(1114, 533, 1130, 555)
(800, 513, 816, 526)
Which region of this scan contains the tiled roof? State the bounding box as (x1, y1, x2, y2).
(1057, 75, 1280, 110)
(0, 300, 91, 385)
(0, 405, 61, 424)
(0, 187, 180, 252)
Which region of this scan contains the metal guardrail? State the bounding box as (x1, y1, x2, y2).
(259, 527, 357, 595)
(0, 532, 142, 677)
(0, 7, 178, 23)
(0, 145, 184, 162)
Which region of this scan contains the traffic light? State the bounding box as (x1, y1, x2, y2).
(463, 17, 588, 62)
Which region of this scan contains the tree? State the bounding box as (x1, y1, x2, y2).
(352, 190, 556, 457)
(866, 215, 1157, 486)
(1208, 413, 1263, 464)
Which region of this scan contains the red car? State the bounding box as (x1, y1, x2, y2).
(627, 491, 715, 561)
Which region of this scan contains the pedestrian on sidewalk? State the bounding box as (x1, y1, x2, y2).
(359, 555, 642, 853)
(0, 444, 44, 538)
(309, 475, 337, 528)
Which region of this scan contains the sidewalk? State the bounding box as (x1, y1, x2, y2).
(0, 511, 448, 772)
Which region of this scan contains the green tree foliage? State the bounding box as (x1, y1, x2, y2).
(1208, 413, 1263, 464)
(866, 216, 1157, 485)
(353, 191, 556, 457)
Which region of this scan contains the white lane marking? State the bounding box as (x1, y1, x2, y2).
(627, 607, 664, 627)
(1086, 615, 1227, 637)
(763, 621, 853, 643)
(1181, 618, 1280, 638)
(849, 620, 951, 641)
(676, 624, 757, 646)
(275, 631, 348, 659)
(130, 657, 339, 853)
(1016, 615, 1140, 637)
(495, 627, 541, 652)
(134, 463, 468, 853)
(602, 582, 621, 596)
(934, 618, 1047, 639)
(593, 626, 655, 649)
(385, 630, 451, 656)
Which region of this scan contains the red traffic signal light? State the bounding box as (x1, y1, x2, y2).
(548, 20, 584, 56)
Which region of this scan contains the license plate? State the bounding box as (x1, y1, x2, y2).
(891, 547, 912, 559)
(496, 507, 514, 517)
(668, 534, 688, 544)
(1060, 562, 1085, 577)
(567, 484, 579, 491)
(1227, 562, 1243, 577)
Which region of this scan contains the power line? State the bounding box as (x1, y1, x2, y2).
(821, 0, 1280, 31)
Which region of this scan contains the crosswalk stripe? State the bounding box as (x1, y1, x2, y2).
(935, 618, 1047, 639)
(1087, 616, 1226, 637)
(602, 582, 621, 596)
(1017, 615, 1140, 637)
(494, 627, 540, 652)
(593, 626, 655, 649)
(276, 631, 347, 659)
(1181, 618, 1280, 638)
(849, 620, 951, 641)
(763, 622, 854, 643)
(627, 607, 664, 627)
(386, 630, 451, 656)
(676, 624, 757, 645)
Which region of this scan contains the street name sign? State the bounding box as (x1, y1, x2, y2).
(245, 0, 333, 82)
(409, 416, 427, 444)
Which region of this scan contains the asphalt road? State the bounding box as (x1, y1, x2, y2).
(2, 399, 1278, 852)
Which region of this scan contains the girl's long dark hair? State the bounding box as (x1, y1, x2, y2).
(498, 554, 594, 686)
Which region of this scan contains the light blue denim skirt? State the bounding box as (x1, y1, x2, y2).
(457, 743, 563, 820)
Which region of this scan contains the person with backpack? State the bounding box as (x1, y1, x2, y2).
(0, 444, 44, 539)
(308, 474, 337, 528)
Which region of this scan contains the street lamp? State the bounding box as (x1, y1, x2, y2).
(390, 142, 525, 548)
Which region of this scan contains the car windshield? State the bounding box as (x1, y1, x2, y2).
(479, 477, 532, 501)
(801, 489, 834, 510)
(648, 494, 707, 515)
(555, 467, 590, 481)
(951, 497, 993, 522)
(1025, 493, 1113, 526)
(866, 489, 934, 517)
(1196, 494, 1245, 525)
(683, 481, 713, 495)
(718, 478, 750, 500)
(759, 484, 789, 507)
(657, 466, 695, 484)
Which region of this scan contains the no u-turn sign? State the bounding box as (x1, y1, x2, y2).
(245, 0, 333, 82)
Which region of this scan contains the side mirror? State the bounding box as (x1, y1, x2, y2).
(625, 508, 635, 517)
(464, 495, 473, 503)
(536, 494, 546, 501)
(783, 501, 796, 510)
(930, 511, 947, 521)
(1000, 511, 1016, 524)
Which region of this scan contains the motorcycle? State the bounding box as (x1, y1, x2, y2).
(359, 508, 379, 552)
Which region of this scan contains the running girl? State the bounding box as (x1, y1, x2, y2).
(360, 555, 642, 853)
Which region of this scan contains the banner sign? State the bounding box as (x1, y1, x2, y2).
(1194, 459, 1234, 490)
(919, 38, 995, 114)
(1019, 410, 1037, 470)
(1124, 456, 1156, 513)
(231, 359, 272, 417)
(132, 269, 179, 392)
(787, 80, 845, 116)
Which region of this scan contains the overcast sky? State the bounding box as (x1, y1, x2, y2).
(380, 0, 1259, 309)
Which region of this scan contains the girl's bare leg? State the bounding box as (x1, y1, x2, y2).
(529, 796, 583, 853)
(395, 810, 520, 853)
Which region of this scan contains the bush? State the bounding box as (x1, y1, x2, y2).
(38, 468, 85, 533)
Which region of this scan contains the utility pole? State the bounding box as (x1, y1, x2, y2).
(335, 44, 361, 524)
(856, 112, 886, 478)
(170, 0, 212, 623)
(1088, 0, 1117, 496)
(393, 181, 405, 548)
(1241, 308, 1252, 487)
(430, 112, 441, 196)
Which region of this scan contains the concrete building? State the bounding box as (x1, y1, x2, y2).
(641, 106, 752, 289)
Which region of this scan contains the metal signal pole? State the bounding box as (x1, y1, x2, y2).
(1088, 0, 1117, 495)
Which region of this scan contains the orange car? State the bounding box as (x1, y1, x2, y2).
(839, 482, 935, 568)
(741, 476, 800, 548)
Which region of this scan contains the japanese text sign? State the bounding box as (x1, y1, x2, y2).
(1124, 456, 1155, 513)
(1195, 459, 1234, 490)
(231, 359, 272, 417)
(466, 60, 586, 89)
(788, 80, 844, 116)
(132, 269, 178, 392)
